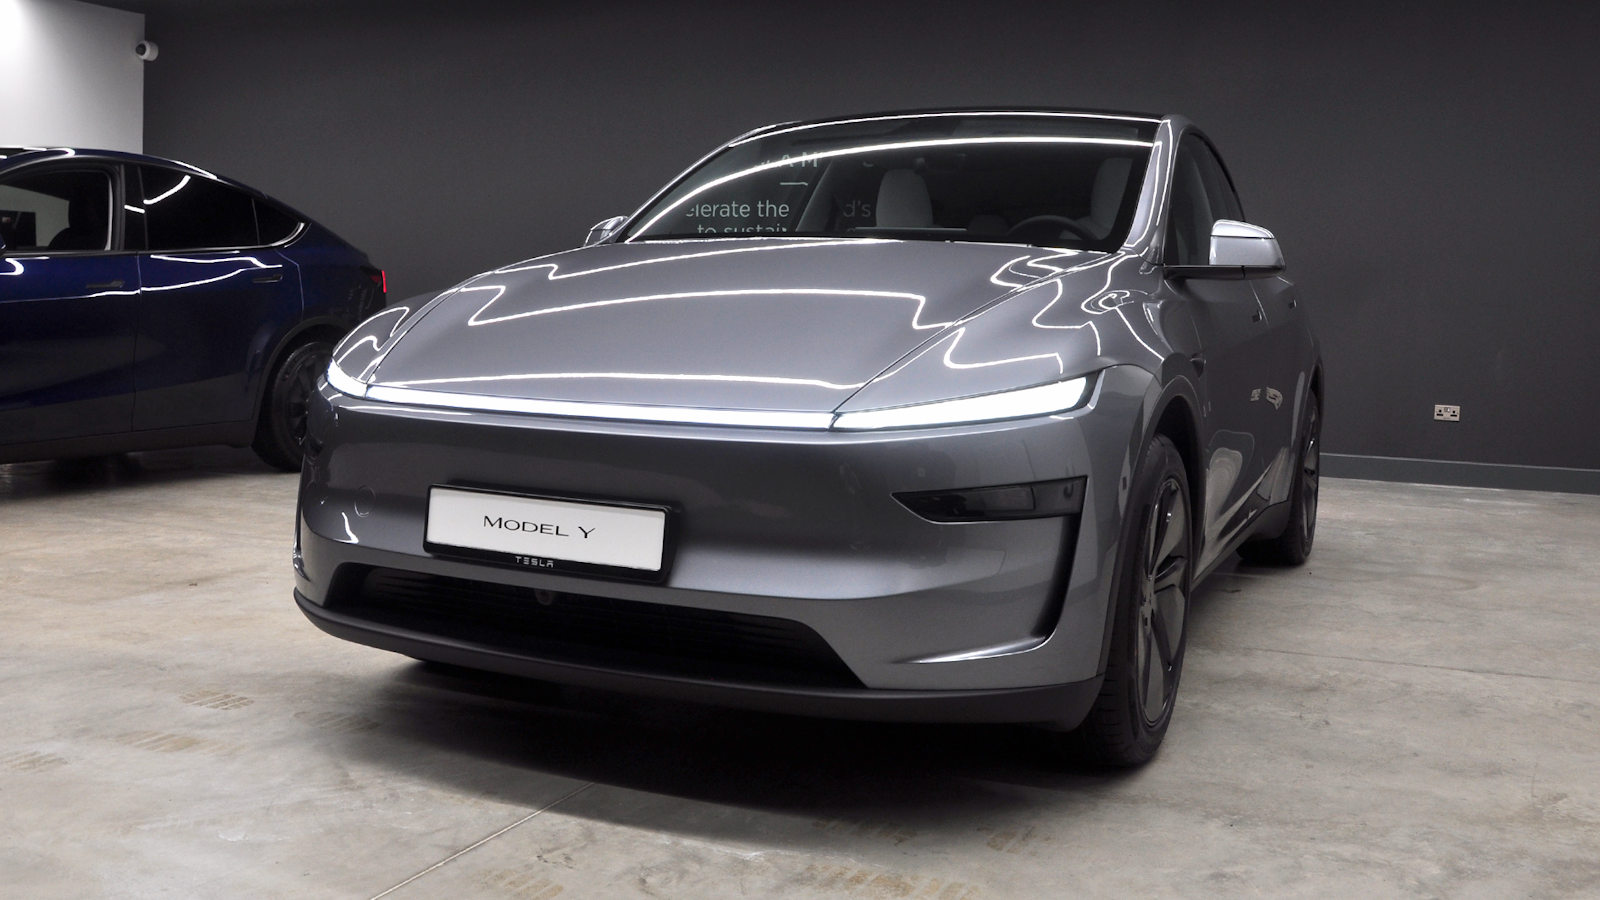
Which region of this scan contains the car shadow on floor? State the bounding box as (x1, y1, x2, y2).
(1185, 553, 1251, 635)
(1185, 552, 1305, 648)
(0, 446, 282, 501)
(327, 553, 1295, 835)
(345, 661, 1119, 827)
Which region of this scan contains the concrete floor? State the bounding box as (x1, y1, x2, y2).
(1, 448, 1597, 899)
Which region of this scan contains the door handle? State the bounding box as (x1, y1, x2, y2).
(86, 279, 125, 290)
(1250, 310, 1263, 323)
(252, 272, 284, 284)
(1190, 354, 1206, 375)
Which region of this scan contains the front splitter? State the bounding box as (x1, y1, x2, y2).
(296, 590, 1101, 727)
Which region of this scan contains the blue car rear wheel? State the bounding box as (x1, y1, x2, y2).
(253, 340, 333, 471)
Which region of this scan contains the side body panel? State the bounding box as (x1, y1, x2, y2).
(132, 249, 303, 429)
(1251, 273, 1317, 427)
(1170, 275, 1278, 569)
(0, 158, 140, 445)
(0, 254, 140, 443)
(293, 223, 382, 328)
(1143, 119, 1318, 572)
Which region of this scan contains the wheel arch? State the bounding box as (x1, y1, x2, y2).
(249, 317, 351, 425)
(1144, 373, 1205, 544)
(1151, 395, 1202, 517)
(1094, 373, 1204, 676)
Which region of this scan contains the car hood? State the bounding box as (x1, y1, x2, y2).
(368, 238, 1108, 413)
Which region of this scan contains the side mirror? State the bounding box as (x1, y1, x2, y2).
(1210, 219, 1283, 270)
(584, 215, 629, 247)
(1166, 220, 1285, 280)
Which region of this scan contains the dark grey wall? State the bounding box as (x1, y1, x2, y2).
(130, 0, 1600, 470)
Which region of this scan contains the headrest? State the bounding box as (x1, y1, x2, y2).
(876, 170, 932, 228)
(1089, 157, 1133, 230)
(967, 214, 1007, 236)
(67, 189, 107, 230)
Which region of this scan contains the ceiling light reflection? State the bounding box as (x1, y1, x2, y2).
(494, 239, 864, 279)
(360, 384, 837, 430)
(467, 287, 948, 330)
(381, 371, 866, 391)
(936, 327, 1063, 375)
(144, 175, 190, 205)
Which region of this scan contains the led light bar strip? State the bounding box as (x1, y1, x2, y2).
(329, 363, 1090, 432)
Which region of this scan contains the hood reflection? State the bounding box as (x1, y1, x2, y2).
(337, 236, 1170, 426)
(367, 238, 1086, 415)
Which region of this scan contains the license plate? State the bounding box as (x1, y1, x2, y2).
(425, 486, 668, 577)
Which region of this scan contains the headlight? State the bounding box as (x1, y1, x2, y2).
(831, 375, 1091, 431)
(325, 359, 369, 398)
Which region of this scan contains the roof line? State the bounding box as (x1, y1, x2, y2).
(730, 107, 1164, 145)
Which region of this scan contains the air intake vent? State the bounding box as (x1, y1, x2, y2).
(328, 567, 863, 689)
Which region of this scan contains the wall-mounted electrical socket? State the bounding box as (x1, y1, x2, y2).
(1434, 404, 1461, 422)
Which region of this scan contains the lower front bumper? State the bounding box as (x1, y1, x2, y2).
(296, 590, 1103, 726)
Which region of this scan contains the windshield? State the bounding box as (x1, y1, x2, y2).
(624, 113, 1157, 250)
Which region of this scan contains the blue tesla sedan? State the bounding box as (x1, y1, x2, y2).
(0, 147, 384, 470)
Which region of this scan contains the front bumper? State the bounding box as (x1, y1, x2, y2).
(295, 365, 1156, 718)
(297, 589, 1103, 724)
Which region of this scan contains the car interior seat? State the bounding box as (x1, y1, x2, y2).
(47, 195, 107, 251)
(875, 170, 933, 228)
(1074, 157, 1134, 241)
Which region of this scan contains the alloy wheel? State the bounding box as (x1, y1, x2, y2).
(1300, 401, 1321, 549)
(1135, 476, 1189, 726)
(285, 347, 330, 452)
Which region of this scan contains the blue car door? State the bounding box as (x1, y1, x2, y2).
(129, 164, 303, 431)
(0, 162, 140, 446)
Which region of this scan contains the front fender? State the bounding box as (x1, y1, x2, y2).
(1089, 365, 1204, 675)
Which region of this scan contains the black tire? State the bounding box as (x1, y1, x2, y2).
(1067, 435, 1194, 767)
(1238, 393, 1320, 566)
(252, 340, 333, 472)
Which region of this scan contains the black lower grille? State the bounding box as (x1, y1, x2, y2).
(327, 567, 863, 688)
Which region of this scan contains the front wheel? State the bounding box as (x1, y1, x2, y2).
(1065, 434, 1193, 767)
(252, 340, 333, 472)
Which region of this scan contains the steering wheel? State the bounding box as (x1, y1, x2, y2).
(1004, 215, 1097, 245)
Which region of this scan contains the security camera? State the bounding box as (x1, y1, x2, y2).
(135, 40, 159, 61)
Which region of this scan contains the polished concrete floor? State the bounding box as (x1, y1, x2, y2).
(1, 447, 1596, 899)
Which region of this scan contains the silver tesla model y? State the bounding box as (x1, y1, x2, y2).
(295, 109, 1322, 765)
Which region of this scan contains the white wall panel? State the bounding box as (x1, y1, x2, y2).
(0, 0, 144, 152)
